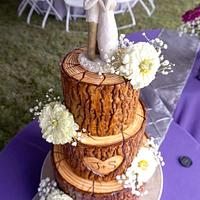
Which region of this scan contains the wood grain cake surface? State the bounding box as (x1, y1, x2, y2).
(53, 48, 147, 199)
(61, 47, 140, 136)
(53, 101, 146, 182)
(52, 148, 143, 200)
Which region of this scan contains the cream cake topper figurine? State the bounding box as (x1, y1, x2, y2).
(84, 0, 119, 62)
(97, 0, 118, 61)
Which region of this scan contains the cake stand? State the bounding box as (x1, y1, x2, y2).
(33, 151, 163, 200)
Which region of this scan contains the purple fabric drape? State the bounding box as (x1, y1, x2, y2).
(174, 49, 200, 143)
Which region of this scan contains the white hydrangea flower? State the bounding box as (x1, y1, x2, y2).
(46, 189, 73, 200)
(129, 147, 158, 185)
(39, 101, 79, 145)
(116, 138, 164, 196)
(118, 42, 160, 89)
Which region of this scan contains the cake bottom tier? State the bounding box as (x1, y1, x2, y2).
(52, 153, 142, 200)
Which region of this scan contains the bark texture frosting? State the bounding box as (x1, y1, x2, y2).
(52, 48, 147, 200)
(61, 48, 140, 136)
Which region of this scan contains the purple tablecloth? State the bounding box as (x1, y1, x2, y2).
(174, 48, 200, 143)
(1, 29, 200, 200)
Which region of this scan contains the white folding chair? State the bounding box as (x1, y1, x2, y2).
(26, 0, 63, 28)
(115, 0, 155, 29)
(18, 0, 42, 16)
(63, 0, 85, 32)
(115, 0, 137, 30)
(136, 0, 155, 16)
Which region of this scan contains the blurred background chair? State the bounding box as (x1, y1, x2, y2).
(18, 0, 42, 16)
(115, 0, 155, 30)
(18, 0, 62, 28)
(18, 0, 155, 31)
(115, 0, 137, 30)
(63, 0, 85, 32)
(137, 0, 155, 16)
(63, 0, 136, 31)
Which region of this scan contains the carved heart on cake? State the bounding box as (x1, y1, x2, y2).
(83, 156, 123, 176)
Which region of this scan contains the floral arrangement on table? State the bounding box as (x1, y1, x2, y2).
(116, 137, 165, 196)
(179, 5, 200, 37)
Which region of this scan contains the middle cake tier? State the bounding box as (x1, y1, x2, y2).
(53, 100, 146, 182)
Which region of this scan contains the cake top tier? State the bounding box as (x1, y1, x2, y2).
(61, 47, 140, 137)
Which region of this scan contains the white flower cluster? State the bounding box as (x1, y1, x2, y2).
(38, 177, 72, 200)
(29, 88, 80, 145)
(39, 101, 79, 145)
(29, 88, 60, 119)
(116, 138, 164, 196)
(108, 34, 174, 89)
(179, 17, 200, 37)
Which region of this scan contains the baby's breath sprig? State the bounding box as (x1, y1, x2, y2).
(37, 177, 72, 200)
(142, 32, 175, 75)
(38, 177, 57, 200)
(116, 138, 164, 196)
(119, 34, 135, 49)
(108, 48, 124, 74)
(29, 88, 60, 119)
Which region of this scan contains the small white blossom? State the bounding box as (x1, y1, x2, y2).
(82, 128, 86, 133)
(48, 88, 54, 93)
(118, 42, 160, 89)
(34, 106, 39, 111)
(163, 44, 168, 49)
(39, 101, 79, 145)
(72, 141, 77, 146)
(116, 138, 164, 196)
(29, 108, 34, 113)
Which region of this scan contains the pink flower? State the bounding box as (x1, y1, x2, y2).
(182, 5, 200, 23)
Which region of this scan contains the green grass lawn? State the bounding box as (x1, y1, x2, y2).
(0, 0, 198, 149)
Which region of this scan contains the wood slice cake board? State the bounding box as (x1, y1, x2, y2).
(33, 151, 163, 200)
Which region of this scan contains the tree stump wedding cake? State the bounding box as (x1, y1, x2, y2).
(34, 1, 173, 199)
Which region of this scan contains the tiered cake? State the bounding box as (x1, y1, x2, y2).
(52, 47, 147, 200)
(35, 1, 171, 199)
